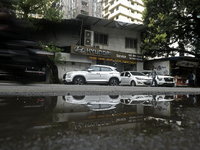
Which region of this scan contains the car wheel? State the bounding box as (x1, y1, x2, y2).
(73, 76, 85, 85)
(109, 78, 119, 86)
(130, 80, 136, 86)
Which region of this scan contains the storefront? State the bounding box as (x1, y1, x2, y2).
(144, 56, 200, 87)
(71, 45, 144, 72)
(171, 58, 200, 86)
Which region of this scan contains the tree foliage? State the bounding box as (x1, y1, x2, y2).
(16, 0, 63, 22)
(141, 0, 200, 58)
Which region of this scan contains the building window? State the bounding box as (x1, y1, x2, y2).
(82, 1, 88, 7)
(81, 10, 89, 15)
(116, 6, 118, 11)
(116, 15, 118, 19)
(110, 0, 114, 5)
(105, 0, 108, 6)
(134, 39, 137, 49)
(105, 8, 108, 14)
(94, 32, 108, 45)
(125, 38, 137, 49)
(110, 9, 114, 14)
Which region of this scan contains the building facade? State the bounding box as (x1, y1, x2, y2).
(29, 15, 146, 81)
(102, 0, 144, 24)
(56, 15, 146, 81)
(57, 0, 103, 19)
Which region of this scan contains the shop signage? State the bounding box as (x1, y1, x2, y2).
(73, 46, 111, 56)
(176, 60, 199, 68)
(71, 45, 143, 61)
(69, 113, 141, 130)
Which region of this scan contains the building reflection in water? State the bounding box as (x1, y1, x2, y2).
(0, 94, 199, 133)
(52, 94, 176, 132)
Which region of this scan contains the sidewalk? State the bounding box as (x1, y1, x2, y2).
(0, 83, 200, 96)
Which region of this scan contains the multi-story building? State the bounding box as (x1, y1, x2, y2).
(57, 0, 103, 19)
(102, 0, 144, 24)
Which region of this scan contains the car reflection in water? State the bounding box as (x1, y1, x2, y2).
(0, 94, 199, 133)
(52, 94, 175, 131)
(62, 95, 121, 111)
(1, 94, 200, 150)
(120, 95, 174, 117)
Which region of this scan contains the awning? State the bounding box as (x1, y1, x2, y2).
(76, 14, 147, 32)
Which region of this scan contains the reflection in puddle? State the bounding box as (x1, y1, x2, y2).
(1, 94, 200, 149)
(0, 94, 199, 133)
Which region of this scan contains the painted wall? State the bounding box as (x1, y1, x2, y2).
(91, 25, 141, 54)
(137, 62, 143, 71)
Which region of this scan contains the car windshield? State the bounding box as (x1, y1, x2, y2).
(157, 72, 164, 75)
(130, 72, 145, 76)
(82, 67, 90, 71)
(143, 71, 164, 76)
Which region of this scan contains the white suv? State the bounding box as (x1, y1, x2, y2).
(63, 65, 121, 86)
(141, 70, 175, 87)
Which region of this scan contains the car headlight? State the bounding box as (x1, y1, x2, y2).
(67, 73, 73, 78)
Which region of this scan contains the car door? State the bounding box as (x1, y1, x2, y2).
(120, 72, 125, 85)
(121, 71, 131, 85)
(86, 66, 101, 82)
(99, 66, 113, 82)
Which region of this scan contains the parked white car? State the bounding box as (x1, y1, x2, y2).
(62, 95, 121, 111)
(120, 71, 151, 86)
(141, 70, 175, 87)
(63, 65, 121, 85)
(120, 95, 174, 106)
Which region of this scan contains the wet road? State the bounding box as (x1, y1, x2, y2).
(1, 83, 200, 150)
(0, 83, 200, 96)
(0, 94, 200, 150)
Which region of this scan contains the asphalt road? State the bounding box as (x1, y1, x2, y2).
(0, 83, 200, 96)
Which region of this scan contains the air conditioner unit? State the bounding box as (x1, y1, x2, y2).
(84, 30, 94, 47)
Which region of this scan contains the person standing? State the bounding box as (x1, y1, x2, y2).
(188, 71, 195, 87)
(150, 66, 158, 87)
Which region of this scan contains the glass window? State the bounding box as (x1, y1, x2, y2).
(120, 72, 124, 76)
(125, 38, 137, 49)
(94, 32, 108, 45)
(81, 10, 89, 15)
(105, 8, 108, 14)
(105, 0, 108, 6)
(89, 66, 100, 71)
(82, 1, 88, 7)
(130, 72, 145, 76)
(125, 38, 133, 48)
(125, 72, 130, 76)
(134, 39, 137, 49)
(101, 67, 112, 71)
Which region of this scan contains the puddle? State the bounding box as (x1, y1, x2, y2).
(0, 94, 200, 149)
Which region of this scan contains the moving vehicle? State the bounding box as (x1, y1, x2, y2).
(63, 65, 121, 85)
(120, 71, 151, 86)
(0, 10, 53, 83)
(141, 70, 175, 87)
